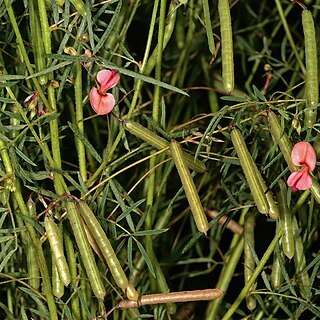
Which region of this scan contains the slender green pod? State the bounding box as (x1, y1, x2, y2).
(292, 216, 310, 299)
(26, 199, 40, 289)
(302, 9, 318, 128)
(169, 140, 209, 234)
(52, 263, 64, 298)
(244, 211, 256, 311)
(277, 180, 294, 259)
(202, 0, 215, 56)
(55, 0, 65, 6)
(77, 200, 138, 300)
(218, 0, 234, 93)
(230, 129, 269, 215)
(255, 173, 279, 220)
(268, 111, 295, 171)
(66, 201, 106, 300)
(82, 222, 105, 263)
(123, 120, 207, 173)
(309, 178, 320, 204)
(271, 226, 283, 290)
(175, 13, 185, 50)
(44, 214, 71, 287)
(70, 0, 87, 17)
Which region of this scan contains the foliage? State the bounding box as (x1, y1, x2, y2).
(0, 0, 320, 319)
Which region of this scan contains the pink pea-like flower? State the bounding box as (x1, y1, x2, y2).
(89, 70, 120, 115)
(287, 142, 316, 192)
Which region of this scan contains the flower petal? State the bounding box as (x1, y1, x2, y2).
(291, 141, 316, 170)
(96, 70, 120, 93)
(89, 87, 116, 115)
(287, 167, 312, 191)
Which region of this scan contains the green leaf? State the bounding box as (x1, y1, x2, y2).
(0, 97, 15, 103)
(252, 85, 266, 101)
(0, 302, 16, 320)
(127, 236, 133, 273)
(133, 229, 169, 236)
(48, 54, 188, 96)
(19, 287, 49, 316)
(116, 198, 146, 223)
(68, 122, 102, 163)
(15, 147, 37, 167)
(25, 186, 60, 199)
(93, 1, 122, 54)
(25, 61, 73, 80)
(220, 95, 247, 102)
(0, 74, 25, 81)
(0, 81, 18, 87)
(137, 241, 155, 277)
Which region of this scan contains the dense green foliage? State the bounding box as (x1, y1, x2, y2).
(0, 0, 320, 319)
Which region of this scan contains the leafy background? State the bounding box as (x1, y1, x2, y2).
(0, 0, 320, 319)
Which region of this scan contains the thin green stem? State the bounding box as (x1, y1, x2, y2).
(152, 0, 166, 122)
(74, 51, 87, 183)
(145, 0, 167, 298)
(4, 0, 51, 110)
(221, 229, 282, 320)
(0, 140, 58, 320)
(206, 208, 246, 318)
(38, 0, 64, 194)
(5, 87, 69, 194)
(86, 0, 163, 187)
(274, 0, 306, 74)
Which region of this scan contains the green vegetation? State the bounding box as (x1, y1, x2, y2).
(0, 0, 320, 319)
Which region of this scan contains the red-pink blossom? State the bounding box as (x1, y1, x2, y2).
(89, 70, 120, 115)
(287, 142, 316, 192)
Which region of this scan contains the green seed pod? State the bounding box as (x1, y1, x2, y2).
(309, 178, 320, 204)
(230, 129, 269, 215)
(123, 120, 207, 173)
(271, 225, 283, 290)
(52, 263, 64, 298)
(169, 140, 209, 234)
(244, 211, 256, 311)
(203, 0, 215, 56)
(77, 200, 138, 300)
(44, 214, 71, 287)
(292, 216, 310, 299)
(277, 180, 294, 259)
(255, 172, 279, 220)
(302, 9, 318, 128)
(66, 201, 106, 300)
(268, 111, 295, 171)
(70, 0, 87, 17)
(218, 0, 234, 93)
(54, 0, 65, 6)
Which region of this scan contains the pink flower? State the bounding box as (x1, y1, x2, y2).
(89, 70, 120, 115)
(287, 142, 316, 192)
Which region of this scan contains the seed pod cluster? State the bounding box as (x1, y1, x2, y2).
(124, 120, 207, 173)
(76, 200, 138, 300)
(66, 201, 106, 300)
